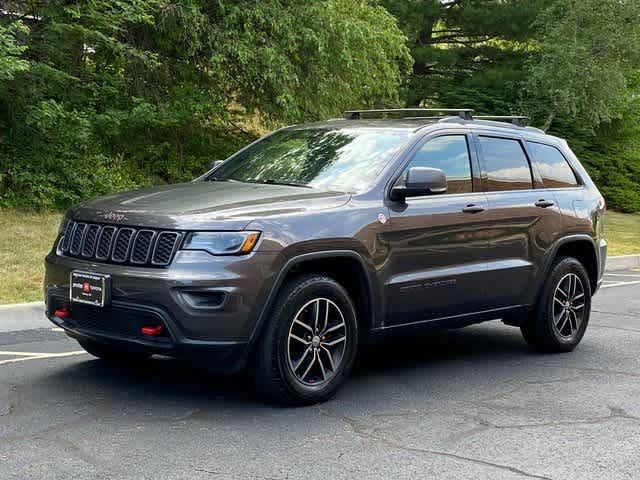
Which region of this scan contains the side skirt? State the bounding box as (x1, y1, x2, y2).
(369, 304, 530, 338)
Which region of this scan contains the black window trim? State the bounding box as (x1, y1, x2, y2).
(386, 130, 482, 201)
(474, 133, 537, 193)
(524, 140, 583, 189)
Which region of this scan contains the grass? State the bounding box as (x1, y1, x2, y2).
(0, 209, 62, 304)
(0, 207, 638, 305)
(606, 210, 640, 256)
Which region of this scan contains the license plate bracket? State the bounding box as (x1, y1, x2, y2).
(70, 271, 111, 307)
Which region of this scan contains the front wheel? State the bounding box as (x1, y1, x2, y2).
(521, 257, 592, 353)
(254, 275, 359, 406)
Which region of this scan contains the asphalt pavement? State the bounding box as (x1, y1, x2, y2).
(1, 270, 640, 480)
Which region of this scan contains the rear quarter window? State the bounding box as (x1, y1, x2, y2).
(527, 141, 579, 188)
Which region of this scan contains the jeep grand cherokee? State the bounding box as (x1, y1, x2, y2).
(45, 109, 607, 405)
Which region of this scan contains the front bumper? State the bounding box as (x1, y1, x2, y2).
(44, 249, 281, 372)
(46, 297, 248, 372)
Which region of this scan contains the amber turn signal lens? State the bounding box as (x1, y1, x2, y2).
(239, 232, 260, 253)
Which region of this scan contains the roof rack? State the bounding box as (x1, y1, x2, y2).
(474, 116, 529, 127)
(343, 109, 538, 130)
(344, 108, 474, 121)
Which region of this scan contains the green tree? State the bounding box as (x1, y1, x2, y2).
(0, 0, 411, 209)
(384, 0, 640, 212)
(525, 0, 640, 132)
(380, 0, 547, 114)
(0, 19, 29, 80)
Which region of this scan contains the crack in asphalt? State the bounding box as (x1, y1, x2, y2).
(442, 406, 640, 446)
(316, 406, 553, 480)
(1, 413, 97, 442)
(193, 468, 291, 480)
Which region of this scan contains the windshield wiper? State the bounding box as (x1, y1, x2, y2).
(236, 179, 313, 189)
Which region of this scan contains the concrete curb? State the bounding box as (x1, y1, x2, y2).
(0, 301, 43, 310)
(0, 301, 49, 333)
(606, 255, 640, 271)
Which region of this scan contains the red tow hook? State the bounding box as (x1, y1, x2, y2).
(141, 324, 164, 337)
(54, 306, 71, 319)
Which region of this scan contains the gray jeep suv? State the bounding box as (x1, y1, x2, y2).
(45, 109, 607, 405)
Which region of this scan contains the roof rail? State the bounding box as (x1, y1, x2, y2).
(474, 116, 529, 127)
(344, 108, 474, 121)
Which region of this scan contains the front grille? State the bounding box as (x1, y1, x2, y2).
(152, 232, 180, 265)
(96, 226, 116, 260)
(81, 224, 101, 257)
(112, 228, 135, 262)
(69, 223, 87, 255)
(59, 220, 182, 267)
(131, 230, 155, 264)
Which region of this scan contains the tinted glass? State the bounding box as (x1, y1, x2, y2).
(208, 128, 410, 193)
(405, 135, 472, 194)
(527, 142, 578, 188)
(480, 137, 533, 191)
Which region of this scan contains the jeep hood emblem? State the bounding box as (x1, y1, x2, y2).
(103, 211, 128, 222)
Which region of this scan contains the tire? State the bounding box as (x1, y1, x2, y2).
(78, 339, 151, 363)
(521, 257, 592, 353)
(254, 274, 359, 406)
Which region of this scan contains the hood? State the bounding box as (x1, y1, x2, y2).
(68, 181, 351, 230)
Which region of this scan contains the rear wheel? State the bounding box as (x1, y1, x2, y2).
(78, 339, 151, 363)
(254, 274, 359, 406)
(521, 257, 592, 352)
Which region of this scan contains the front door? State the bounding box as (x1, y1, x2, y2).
(383, 133, 491, 326)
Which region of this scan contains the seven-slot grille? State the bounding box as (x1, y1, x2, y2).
(59, 220, 181, 267)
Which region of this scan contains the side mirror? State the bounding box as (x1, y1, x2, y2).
(209, 160, 224, 170)
(390, 167, 447, 201)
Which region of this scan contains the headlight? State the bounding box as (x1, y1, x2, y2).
(182, 231, 261, 255)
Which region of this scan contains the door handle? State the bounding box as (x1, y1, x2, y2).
(462, 204, 485, 214)
(535, 199, 555, 208)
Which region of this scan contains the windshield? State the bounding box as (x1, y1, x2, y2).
(207, 127, 411, 192)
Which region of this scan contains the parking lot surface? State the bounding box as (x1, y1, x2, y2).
(1, 270, 640, 479)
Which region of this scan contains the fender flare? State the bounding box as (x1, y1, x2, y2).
(246, 249, 378, 349)
(536, 234, 599, 298)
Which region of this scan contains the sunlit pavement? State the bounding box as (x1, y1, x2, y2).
(1, 270, 640, 480)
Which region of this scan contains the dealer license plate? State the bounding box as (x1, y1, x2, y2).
(70, 271, 111, 307)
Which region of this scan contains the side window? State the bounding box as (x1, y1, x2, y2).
(479, 136, 533, 191)
(404, 135, 473, 194)
(527, 142, 578, 188)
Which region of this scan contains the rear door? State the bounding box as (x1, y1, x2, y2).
(474, 133, 564, 308)
(384, 132, 490, 326)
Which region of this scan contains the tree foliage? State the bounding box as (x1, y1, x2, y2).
(0, 0, 411, 209)
(1, 0, 639, 212)
(526, 0, 640, 132)
(0, 19, 29, 80)
(383, 0, 640, 212)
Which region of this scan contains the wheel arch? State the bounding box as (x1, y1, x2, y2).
(541, 235, 599, 296)
(247, 250, 379, 351)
